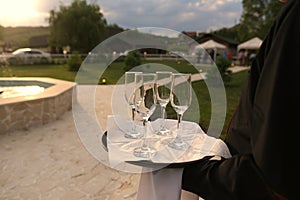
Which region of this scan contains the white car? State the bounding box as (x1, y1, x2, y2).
(6, 48, 52, 65)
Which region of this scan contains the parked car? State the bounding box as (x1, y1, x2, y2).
(6, 48, 52, 65)
(0, 54, 7, 65)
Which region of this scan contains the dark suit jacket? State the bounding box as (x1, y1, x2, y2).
(182, 1, 299, 199)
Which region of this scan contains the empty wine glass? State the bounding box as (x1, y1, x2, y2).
(154, 71, 172, 136)
(168, 73, 192, 150)
(133, 73, 157, 159)
(124, 71, 143, 139)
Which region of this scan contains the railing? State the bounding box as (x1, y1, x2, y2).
(1, 52, 227, 65)
(141, 54, 185, 61)
(51, 53, 189, 64)
(50, 53, 89, 64)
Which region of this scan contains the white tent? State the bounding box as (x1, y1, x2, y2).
(195, 39, 227, 61)
(196, 39, 227, 50)
(238, 37, 262, 50)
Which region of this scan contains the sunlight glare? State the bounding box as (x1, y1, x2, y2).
(0, 0, 39, 25)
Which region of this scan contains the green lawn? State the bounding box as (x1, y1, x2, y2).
(0, 62, 248, 138)
(0, 64, 77, 82)
(101, 60, 199, 84)
(0, 60, 198, 84)
(164, 70, 247, 139)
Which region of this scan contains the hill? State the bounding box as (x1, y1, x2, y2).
(3, 26, 49, 50)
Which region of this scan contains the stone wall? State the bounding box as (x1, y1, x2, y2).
(0, 88, 74, 134)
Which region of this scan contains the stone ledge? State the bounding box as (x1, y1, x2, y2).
(0, 77, 76, 134)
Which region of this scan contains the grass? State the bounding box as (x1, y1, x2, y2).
(0, 61, 248, 139)
(0, 60, 198, 84)
(0, 64, 76, 82)
(165, 70, 248, 139)
(101, 60, 199, 84)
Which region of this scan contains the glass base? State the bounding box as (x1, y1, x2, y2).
(124, 131, 144, 139)
(133, 146, 156, 159)
(168, 138, 189, 150)
(155, 128, 171, 136)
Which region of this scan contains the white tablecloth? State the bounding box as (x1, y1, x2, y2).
(137, 168, 200, 200)
(106, 115, 231, 199)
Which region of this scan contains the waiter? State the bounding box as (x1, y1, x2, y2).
(182, 0, 296, 199)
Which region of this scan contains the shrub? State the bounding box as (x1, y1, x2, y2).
(124, 51, 141, 71)
(67, 52, 83, 71)
(215, 56, 232, 83)
(204, 56, 232, 86)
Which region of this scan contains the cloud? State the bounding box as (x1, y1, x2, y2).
(98, 0, 242, 31)
(0, 0, 242, 31)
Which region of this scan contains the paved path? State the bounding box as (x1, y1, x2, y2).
(0, 67, 249, 200)
(191, 66, 249, 82)
(0, 85, 140, 200)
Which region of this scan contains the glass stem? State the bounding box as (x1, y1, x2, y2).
(177, 113, 182, 130)
(142, 120, 148, 149)
(161, 106, 166, 129)
(132, 108, 135, 121)
(176, 113, 182, 140)
(131, 108, 136, 132)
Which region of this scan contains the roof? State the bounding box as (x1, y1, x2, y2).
(196, 33, 239, 46)
(195, 39, 227, 49)
(238, 37, 263, 50)
(182, 31, 198, 38)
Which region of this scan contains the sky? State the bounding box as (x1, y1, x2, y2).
(0, 0, 243, 33)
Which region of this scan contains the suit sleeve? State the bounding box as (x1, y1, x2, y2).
(182, 155, 275, 200)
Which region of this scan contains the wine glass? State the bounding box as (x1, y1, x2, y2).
(133, 73, 157, 159)
(168, 73, 192, 150)
(124, 71, 143, 139)
(154, 71, 172, 136)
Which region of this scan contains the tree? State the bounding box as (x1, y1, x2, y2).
(238, 0, 284, 41)
(213, 25, 240, 42)
(262, 0, 285, 36)
(48, 0, 107, 53)
(104, 24, 125, 39)
(0, 25, 3, 41)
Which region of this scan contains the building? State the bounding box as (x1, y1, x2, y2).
(194, 33, 239, 55)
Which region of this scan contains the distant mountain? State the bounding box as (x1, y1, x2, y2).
(2, 26, 49, 50)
